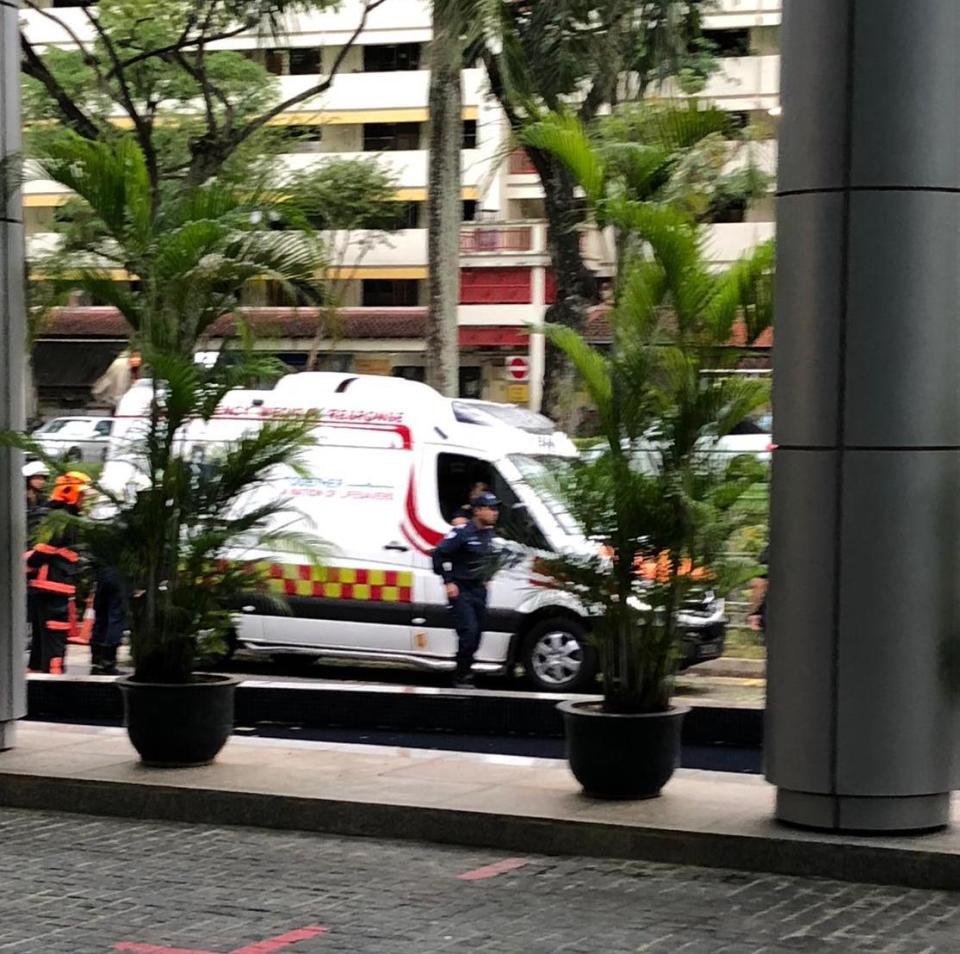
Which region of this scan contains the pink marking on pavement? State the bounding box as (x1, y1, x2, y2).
(115, 925, 328, 954)
(231, 925, 328, 953)
(115, 945, 216, 954)
(458, 858, 529, 881)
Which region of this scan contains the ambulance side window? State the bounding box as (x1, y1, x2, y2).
(436, 452, 548, 550)
(436, 453, 491, 522)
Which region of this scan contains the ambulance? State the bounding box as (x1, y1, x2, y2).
(104, 372, 727, 691)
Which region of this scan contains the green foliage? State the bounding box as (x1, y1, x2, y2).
(20, 0, 358, 196)
(529, 113, 774, 713)
(30, 132, 325, 354)
(525, 102, 770, 229)
(288, 159, 400, 233)
(7, 135, 328, 682)
(466, 0, 716, 116)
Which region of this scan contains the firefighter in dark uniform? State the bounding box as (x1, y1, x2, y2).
(26, 472, 89, 674)
(432, 491, 500, 688)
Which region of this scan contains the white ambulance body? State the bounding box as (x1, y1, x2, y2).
(104, 372, 726, 691)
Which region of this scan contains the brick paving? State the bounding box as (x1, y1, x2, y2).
(0, 809, 957, 953)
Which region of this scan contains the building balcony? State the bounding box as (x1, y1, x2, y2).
(274, 68, 485, 119)
(697, 55, 780, 108)
(460, 223, 539, 255)
(703, 0, 782, 28)
(704, 221, 776, 265)
(507, 150, 538, 177)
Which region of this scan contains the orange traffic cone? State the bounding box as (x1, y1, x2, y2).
(67, 594, 94, 645)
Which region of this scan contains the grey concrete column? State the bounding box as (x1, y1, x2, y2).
(767, 0, 960, 832)
(0, 0, 27, 749)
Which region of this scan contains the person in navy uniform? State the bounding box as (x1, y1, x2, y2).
(432, 491, 500, 688)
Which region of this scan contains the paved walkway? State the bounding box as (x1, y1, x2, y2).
(1, 805, 958, 954)
(4, 722, 960, 895)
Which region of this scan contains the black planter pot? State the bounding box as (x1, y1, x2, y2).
(118, 673, 239, 767)
(558, 700, 690, 799)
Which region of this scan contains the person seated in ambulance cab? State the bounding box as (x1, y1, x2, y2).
(451, 481, 490, 527)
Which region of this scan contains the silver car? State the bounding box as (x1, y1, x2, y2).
(32, 416, 114, 463)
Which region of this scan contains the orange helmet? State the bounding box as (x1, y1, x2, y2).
(49, 471, 91, 508)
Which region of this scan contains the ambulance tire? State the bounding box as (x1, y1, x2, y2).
(521, 617, 597, 693)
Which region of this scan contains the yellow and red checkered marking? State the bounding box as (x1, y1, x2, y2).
(259, 564, 413, 604)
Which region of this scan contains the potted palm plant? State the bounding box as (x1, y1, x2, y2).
(8, 134, 325, 765)
(524, 110, 773, 799)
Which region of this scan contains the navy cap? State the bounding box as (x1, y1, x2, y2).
(474, 491, 501, 508)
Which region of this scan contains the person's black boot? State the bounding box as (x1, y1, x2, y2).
(453, 668, 475, 689)
(97, 644, 122, 677)
(89, 644, 104, 675)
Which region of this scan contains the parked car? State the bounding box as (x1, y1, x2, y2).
(582, 419, 773, 475)
(31, 416, 114, 463)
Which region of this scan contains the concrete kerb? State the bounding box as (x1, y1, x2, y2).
(1, 768, 960, 891)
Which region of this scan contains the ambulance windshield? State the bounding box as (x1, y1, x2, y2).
(508, 454, 581, 537)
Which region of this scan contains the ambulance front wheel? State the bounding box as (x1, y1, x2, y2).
(521, 618, 596, 693)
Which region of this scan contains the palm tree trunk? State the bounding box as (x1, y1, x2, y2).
(528, 149, 598, 432)
(425, 6, 462, 397)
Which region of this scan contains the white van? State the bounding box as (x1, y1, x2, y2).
(105, 373, 727, 691)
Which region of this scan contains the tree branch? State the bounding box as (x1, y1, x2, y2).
(479, 48, 523, 132)
(21, 0, 98, 67)
(172, 48, 220, 136)
(227, 0, 389, 153)
(20, 34, 100, 141)
(80, 6, 161, 198)
(107, 19, 256, 78)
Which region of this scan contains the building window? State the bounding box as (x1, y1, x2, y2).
(701, 28, 751, 57)
(363, 122, 421, 151)
(710, 197, 748, 224)
(281, 125, 324, 152)
(264, 50, 286, 75)
(462, 120, 478, 150)
(363, 43, 422, 72)
(289, 49, 322, 74)
(392, 366, 426, 382)
(362, 279, 419, 307)
(459, 367, 482, 399)
(394, 202, 421, 229)
(460, 268, 532, 305)
(462, 200, 478, 222)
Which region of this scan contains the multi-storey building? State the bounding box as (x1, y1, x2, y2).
(21, 0, 780, 412)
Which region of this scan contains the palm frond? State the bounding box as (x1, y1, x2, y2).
(522, 112, 606, 210)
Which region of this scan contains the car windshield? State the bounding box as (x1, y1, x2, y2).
(38, 419, 69, 434)
(508, 454, 582, 536)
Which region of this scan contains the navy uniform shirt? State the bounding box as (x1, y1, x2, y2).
(433, 520, 496, 585)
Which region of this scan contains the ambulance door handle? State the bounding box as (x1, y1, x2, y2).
(384, 542, 409, 552)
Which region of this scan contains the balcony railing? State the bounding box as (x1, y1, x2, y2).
(460, 225, 534, 253)
(508, 149, 538, 175)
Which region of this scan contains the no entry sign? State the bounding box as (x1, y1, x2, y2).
(506, 356, 529, 382)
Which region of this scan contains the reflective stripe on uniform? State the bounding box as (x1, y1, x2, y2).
(31, 579, 76, 596)
(32, 543, 79, 563)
